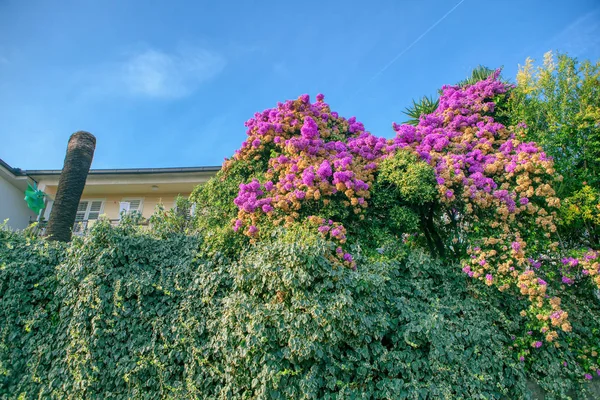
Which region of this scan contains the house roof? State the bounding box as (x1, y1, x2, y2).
(0, 158, 26, 177)
(1, 157, 221, 177)
(26, 164, 221, 198)
(1, 157, 221, 196)
(0, 158, 30, 191)
(25, 165, 221, 176)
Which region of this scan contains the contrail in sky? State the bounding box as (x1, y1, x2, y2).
(354, 0, 466, 96)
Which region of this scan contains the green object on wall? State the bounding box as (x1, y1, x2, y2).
(24, 183, 45, 215)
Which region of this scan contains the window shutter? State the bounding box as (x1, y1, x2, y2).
(77, 201, 88, 212)
(75, 201, 88, 222)
(73, 200, 104, 234)
(119, 202, 130, 213)
(128, 199, 142, 213)
(88, 201, 103, 220)
(120, 199, 143, 219)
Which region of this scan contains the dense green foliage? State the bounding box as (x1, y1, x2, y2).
(363, 151, 440, 256)
(2, 219, 599, 399)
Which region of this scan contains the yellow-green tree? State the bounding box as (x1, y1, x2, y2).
(505, 51, 600, 246)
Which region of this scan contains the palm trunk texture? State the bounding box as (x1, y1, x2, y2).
(46, 131, 96, 242)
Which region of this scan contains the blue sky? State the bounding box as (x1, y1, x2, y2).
(0, 0, 599, 170)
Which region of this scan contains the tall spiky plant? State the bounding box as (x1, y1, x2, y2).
(402, 66, 502, 126)
(402, 95, 439, 126)
(457, 65, 499, 87)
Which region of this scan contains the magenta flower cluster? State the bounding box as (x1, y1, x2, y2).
(226, 93, 395, 246)
(391, 71, 554, 215)
(560, 250, 600, 288)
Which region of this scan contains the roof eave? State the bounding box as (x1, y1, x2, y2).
(0, 158, 26, 176)
(25, 166, 222, 176)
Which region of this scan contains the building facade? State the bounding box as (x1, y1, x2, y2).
(0, 158, 219, 232)
(0, 159, 39, 230)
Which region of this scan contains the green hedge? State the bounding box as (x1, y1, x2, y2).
(0, 220, 598, 399)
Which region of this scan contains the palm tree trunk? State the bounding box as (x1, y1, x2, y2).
(46, 131, 96, 242)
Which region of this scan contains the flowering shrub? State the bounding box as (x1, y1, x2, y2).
(225, 93, 399, 268)
(227, 95, 443, 264)
(389, 72, 585, 348)
(223, 72, 600, 380)
(559, 250, 600, 289)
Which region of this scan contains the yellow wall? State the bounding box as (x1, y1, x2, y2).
(82, 193, 190, 220)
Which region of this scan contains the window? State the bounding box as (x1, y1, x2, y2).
(76, 200, 104, 221)
(120, 198, 144, 218)
(74, 199, 104, 234)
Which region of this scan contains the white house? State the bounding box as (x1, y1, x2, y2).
(0, 158, 38, 230)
